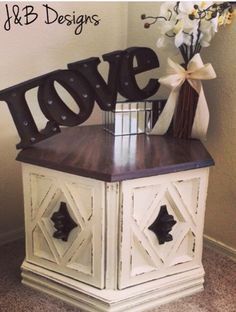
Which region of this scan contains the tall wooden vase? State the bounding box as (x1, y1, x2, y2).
(173, 79, 199, 139)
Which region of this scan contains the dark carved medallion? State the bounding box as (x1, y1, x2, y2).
(51, 202, 77, 242)
(148, 205, 176, 245)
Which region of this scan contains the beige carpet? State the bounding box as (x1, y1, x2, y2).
(0, 240, 235, 312)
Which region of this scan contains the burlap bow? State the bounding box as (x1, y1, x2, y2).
(150, 53, 216, 139)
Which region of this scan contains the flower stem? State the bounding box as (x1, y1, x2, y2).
(193, 20, 202, 55)
(179, 45, 188, 65)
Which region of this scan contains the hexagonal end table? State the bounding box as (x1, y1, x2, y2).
(17, 125, 214, 312)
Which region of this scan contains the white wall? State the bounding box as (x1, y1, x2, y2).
(0, 2, 128, 244)
(201, 20, 236, 250)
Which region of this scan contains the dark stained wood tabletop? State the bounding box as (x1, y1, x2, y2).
(16, 125, 214, 182)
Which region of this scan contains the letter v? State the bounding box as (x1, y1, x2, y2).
(68, 50, 125, 110)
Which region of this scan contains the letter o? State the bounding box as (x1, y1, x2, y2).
(38, 70, 95, 126)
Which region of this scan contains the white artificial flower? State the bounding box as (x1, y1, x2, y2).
(159, 21, 175, 35)
(175, 31, 184, 48)
(182, 32, 192, 46)
(156, 36, 166, 48)
(178, 1, 195, 18)
(199, 24, 215, 47)
(199, 13, 218, 47)
(156, 2, 178, 35)
(209, 12, 219, 33)
(173, 20, 184, 47)
(153, 1, 234, 56)
(173, 2, 199, 47)
(156, 35, 175, 49)
(159, 2, 178, 19)
(178, 2, 197, 25)
(155, 2, 178, 49)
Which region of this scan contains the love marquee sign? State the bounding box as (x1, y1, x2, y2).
(0, 47, 160, 149)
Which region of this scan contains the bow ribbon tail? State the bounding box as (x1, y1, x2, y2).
(149, 89, 179, 135)
(150, 81, 209, 139)
(149, 87, 180, 135)
(191, 84, 209, 140)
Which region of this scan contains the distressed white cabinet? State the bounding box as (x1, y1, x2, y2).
(118, 169, 208, 290)
(17, 125, 214, 312)
(22, 165, 105, 289)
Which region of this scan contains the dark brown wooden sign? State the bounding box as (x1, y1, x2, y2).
(0, 47, 160, 149)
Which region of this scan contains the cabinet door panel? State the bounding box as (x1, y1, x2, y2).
(23, 165, 105, 289)
(118, 168, 209, 289)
